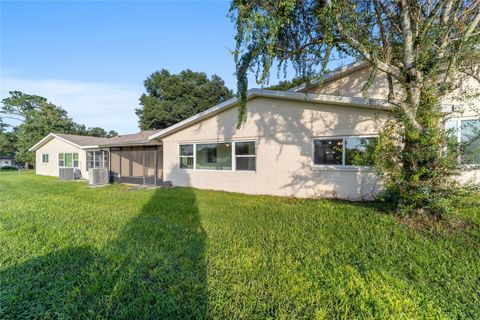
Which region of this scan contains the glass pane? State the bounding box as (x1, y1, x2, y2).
(73, 160, 79, 167)
(180, 144, 193, 156)
(180, 157, 194, 169)
(73, 153, 79, 160)
(196, 143, 232, 170)
(345, 137, 377, 166)
(87, 151, 94, 169)
(461, 119, 480, 164)
(313, 139, 343, 165)
(94, 151, 101, 167)
(65, 153, 73, 167)
(103, 151, 109, 168)
(236, 157, 256, 171)
(235, 141, 255, 156)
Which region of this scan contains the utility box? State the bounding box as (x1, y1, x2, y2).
(88, 167, 109, 186)
(59, 168, 75, 180)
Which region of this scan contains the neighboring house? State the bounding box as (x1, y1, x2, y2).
(29, 62, 480, 200)
(0, 155, 15, 168)
(29, 131, 163, 183)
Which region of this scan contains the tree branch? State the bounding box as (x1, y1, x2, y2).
(335, 22, 404, 82)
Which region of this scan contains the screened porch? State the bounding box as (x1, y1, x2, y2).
(109, 145, 165, 186)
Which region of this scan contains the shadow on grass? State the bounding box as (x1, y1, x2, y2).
(0, 188, 207, 319)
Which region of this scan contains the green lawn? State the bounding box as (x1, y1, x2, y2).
(1, 171, 479, 319)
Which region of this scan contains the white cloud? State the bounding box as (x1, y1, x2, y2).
(0, 77, 144, 134)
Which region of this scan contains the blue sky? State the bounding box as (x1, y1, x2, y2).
(1, 1, 344, 133)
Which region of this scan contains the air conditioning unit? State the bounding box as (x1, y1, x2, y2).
(59, 168, 75, 180)
(89, 167, 109, 186)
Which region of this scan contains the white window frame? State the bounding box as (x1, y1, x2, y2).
(446, 116, 480, 166)
(178, 140, 257, 172)
(41, 153, 49, 164)
(58, 153, 79, 168)
(86, 150, 109, 171)
(311, 135, 377, 168)
(233, 141, 256, 172)
(179, 144, 195, 170)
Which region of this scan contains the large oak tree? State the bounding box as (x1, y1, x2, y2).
(136, 69, 234, 130)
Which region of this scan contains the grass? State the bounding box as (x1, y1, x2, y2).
(1, 171, 479, 319)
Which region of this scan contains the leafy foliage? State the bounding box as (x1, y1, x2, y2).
(0, 120, 16, 157)
(136, 69, 234, 130)
(265, 76, 311, 91)
(231, 0, 480, 214)
(1, 91, 117, 164)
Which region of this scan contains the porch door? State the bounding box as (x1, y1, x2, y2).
(143, 147, 157, 185)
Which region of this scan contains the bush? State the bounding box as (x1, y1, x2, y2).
(0, 166, 19, 171)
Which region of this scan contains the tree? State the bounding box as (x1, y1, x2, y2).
(1, 91, 117, 164)
(136, 69, 234, 130)
(265, 76, 312, 91)
(79, 126, 118, 138)
(0, 120, 16, 156)
(231, 0, 480, 215)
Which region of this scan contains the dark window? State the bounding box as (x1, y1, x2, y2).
(313, 139, 343, 165)
(461, 119, 480, 164)
(235, 141, 256, 171)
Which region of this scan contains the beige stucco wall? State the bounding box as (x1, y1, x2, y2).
(309, 66, 400, 100)
(310, 66, 480, 116)
(35, 137, 87, 178)
(162, 97, 389, 200)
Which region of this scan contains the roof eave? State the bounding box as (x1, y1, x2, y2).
(29, 133, 83, 152)
(148, 88, 391, 140)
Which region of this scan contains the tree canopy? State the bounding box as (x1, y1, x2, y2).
(231, 0, 480, 214)
(136, 69, 234, 130)
(1, 91, 117, 164)
(265, 76, 311, 91)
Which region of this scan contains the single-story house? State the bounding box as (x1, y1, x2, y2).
(29, 62, 480, 199)
(0, 155, 15, 168)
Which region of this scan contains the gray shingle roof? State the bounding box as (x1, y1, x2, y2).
(55, 130, 163, 147)
(101, 130, 161, 146)
(55, 133, 112, 147)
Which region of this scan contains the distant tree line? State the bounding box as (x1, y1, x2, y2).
(0, 91, 117, 165)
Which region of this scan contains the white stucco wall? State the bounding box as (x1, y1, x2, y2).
(35, 137, 87, 178)
(162, 97, 389, 200)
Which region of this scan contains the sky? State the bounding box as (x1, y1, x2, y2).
(0, 1, 345, 134)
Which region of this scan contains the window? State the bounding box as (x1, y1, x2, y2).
(447, 118, 480, 165)
(196, 143, 232, 170)
(313, 136, 377, 166)
(235, 141, 256, 171)
(461, 120, 480, 164)
(179, 141, 256, 171)
(41, 154, 49, 163)
(87, 150, 109, 170)
(58, 153, 79, 168)
(345, 137, 376, 166)
(179, 144, 194, 169)
(314, 139, 343, 165)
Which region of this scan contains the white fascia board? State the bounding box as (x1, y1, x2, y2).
(28, 133, 55, 152)
(97, 141, 162, 148)
(28, 133, 83, 152)
(148, 88, 391, 141)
